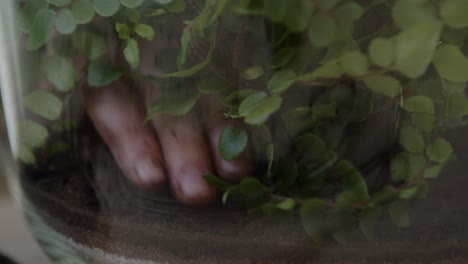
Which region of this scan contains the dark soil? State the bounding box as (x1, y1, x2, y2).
(20, 115, 468, 263)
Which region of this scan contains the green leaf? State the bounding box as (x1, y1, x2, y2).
(161, 0, 186, 13)
(87, 61, 122, 87)
(71, 0, 95, 24)
(218, 125, 248, 161)
(18, 0, 49, 33)
(363, 75, 401, 98)
(19, 144, 36, 165)
(239, 91, 268, 117)
(317, 0, 341, 11)
(300, 199, 328, 242)
(115, 23, 131, 40)
(341, 51, 369, 77)
(42, 56, 76, 92)
(244, 95, 282, 125)
(312, 103, 336, 118)
(124, 38, 140, 68)
(393, 21, 443, 78)
(242, 66, 264, 80)
(388, 199, 410, 228)
(391, 153, 411, 182)
(370, 185, 399, 206)
(426, 138, 453, 163)
(239, 177, 271, 201)
(198, 77, 228, 94)
(302, 60, 343, 80)
(134, 24, 155, 41)
(26, 9, 55, 51)
(433, 44, 468, 82)
(55, 9, 76, 34)
(392, 0, 435, 30)
(441, 0, 468, 29)
(145, 92, 200, 120)
(73, 29, 106, 60)
(165, 40, 214, 77)
(145, 9, 167, 17)
(264, 0, 289, 22)
(360, 209, 380, 241)
(295, 133, 327, 161)
(272, 47, 295, 69)
(336, 161, 370, 201)
(203, 173, 230, 191)
(25, 91, 63, 121)
(283, 0, 314, 32)
(222, 185, 242, 205)
(223, 89, 256, 107)
(399, 181, 428, 200)
(333, 2, 363, 23)
(93, 0, 120, 17)
(368, 37, 395, 67)
(266, 143, 274, 176)
(155, 0, 175, 4)
(47, 0, 71, 6)
(443, 80, 466, 94)
(399, 126, 425, 153)
(20, 120, 48, 148)
(391, 153, 426, 182)
(308, 13, 336, 48)
(120, 0, 144, 8)
(445, 92, 468, 118)
(402, 95, 435, 114)
(411, 113, 435, 133)
(329, 210, 356, 244)
(178, 29, 191, 67)
(268, 69, 297, 94)
(424, 164, 445, 179)
(276, 198, 296, 211)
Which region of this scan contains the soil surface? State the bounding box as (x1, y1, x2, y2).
(20, 118, 468, 263)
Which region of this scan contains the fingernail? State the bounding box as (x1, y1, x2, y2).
(180, 168, 215, 202)
(136, 158, 164, 186)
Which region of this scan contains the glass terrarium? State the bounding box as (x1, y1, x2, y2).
(1, 0, 468, 263)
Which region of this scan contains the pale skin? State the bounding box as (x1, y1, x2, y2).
(80, 36, 252, 206)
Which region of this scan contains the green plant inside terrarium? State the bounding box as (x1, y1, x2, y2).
(15, 0, 468, 244)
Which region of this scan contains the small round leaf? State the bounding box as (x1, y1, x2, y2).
(124, 38, 140, 68)
(25, 91, 63, 120)
(42, 56, 76, 92)
(71, 0, 95, 24)
(55, 9, 77, 34)
(218, 125, 248, 161)
(363, 75, 401, 98)
(26, 9, 55, 51)
(441, 0, 468, 29)
(426, 138, 453, 163)
(341, 51, 369, 77)
(368, 37, 395, 67)
(20, 120, 48, 148)
(402, 95, 435, 114)
(93, 0, 120, 17)
(433, 44, 468, 82)
(120, 0, 144, 8)
(399, 126, 425, 153)
(268, 69, 296, 94)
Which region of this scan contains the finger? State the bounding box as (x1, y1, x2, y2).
(82, 80, 167, 189)
(151, 113, 217, 206)
(202, 94, 253, 182)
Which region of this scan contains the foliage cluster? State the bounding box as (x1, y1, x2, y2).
(17, 0, 468, 243)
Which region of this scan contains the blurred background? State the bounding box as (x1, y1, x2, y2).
(0, 112, 50, 263)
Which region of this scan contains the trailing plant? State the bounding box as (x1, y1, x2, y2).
(16, 0, 468, 243)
